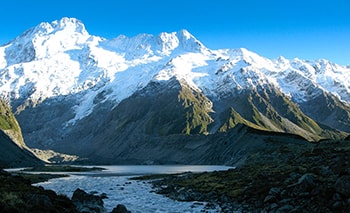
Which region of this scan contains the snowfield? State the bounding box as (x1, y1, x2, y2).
(1, 17, 349, 123)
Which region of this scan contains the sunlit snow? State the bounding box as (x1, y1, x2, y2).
(0, 17, 349, 123)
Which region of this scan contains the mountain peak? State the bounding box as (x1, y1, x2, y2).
(154, 29, 208, 54)
(103, 29, 208, 57)
(29, 17, 90, 59)
(176, 29, 193, 39)
(50, 17, 88, 35)
(175, 29, 208, 53)
(19, 17, 88, 40)
(228, 48, 275, 69)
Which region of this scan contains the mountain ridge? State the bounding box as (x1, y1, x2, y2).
(1, 18, 349, 109)
(0, 17, 349, 164)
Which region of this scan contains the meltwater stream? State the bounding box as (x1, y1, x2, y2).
(34, 165, 232, 213)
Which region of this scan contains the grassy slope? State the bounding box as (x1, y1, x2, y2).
(0, 99, 25, 147)
(177, 80, 214, 134)
(215, 86, 346, 141)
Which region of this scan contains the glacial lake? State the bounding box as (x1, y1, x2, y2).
(34, 165, 233, 213)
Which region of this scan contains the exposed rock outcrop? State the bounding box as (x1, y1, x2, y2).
(111, 204, 131, 213)
(71, 188, 107, 213)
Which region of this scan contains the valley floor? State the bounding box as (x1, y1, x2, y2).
(141, 139, 350, 212)
(2, 139, 350, 212)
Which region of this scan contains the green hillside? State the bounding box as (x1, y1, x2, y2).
(0, 99, 25, 147)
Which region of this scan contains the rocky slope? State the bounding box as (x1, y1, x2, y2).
(144, 138, 350, 212)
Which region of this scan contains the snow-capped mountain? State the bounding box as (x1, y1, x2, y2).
(1, 17, 349, 164)
(1, 18, 349, 109)
(0, 18, 212, 122)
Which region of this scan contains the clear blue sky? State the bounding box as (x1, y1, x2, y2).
(1, 0, 349, 65)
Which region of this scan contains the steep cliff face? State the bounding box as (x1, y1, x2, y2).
(0, 99, 42, 168)
(0, 99, 25, 147)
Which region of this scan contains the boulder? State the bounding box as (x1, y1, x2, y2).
(71, 188, 106, 213)
(264, 187, 281, 203)
(288, 173, 315, 192)
(334, 175, 350, 197)
(111, 204, 131, 213)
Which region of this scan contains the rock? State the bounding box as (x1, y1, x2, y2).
(25, 193, 53, 207)
(100, 193, 108, 199)
(280, 189, 288, 197)
(277, 204, 294, 212)
(279, 198, 292, 205)
(71, 188, 106, 213)
(264, 195, 276, 203)
(332, 193, 342, 202)
(111, 204, 131, 213)
(298, 192, 310, 198)
(310, 187, 321, 196)
(269, 203, 279, 210)
(319, 166, 333, 176)
(270, 187, 281, 194)
(283, 172, 300, 185)
(332, 201, 343, 209)
(289, 173, 315, 192)
(345, 167, 350, 175)
(334, 175, 350, 196)
(264, 187, 281, 203)
(176, 187, 195, 201)
(296, 174, 315, 187)
(219, 194, 230, 204)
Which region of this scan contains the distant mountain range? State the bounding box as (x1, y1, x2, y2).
(0, 17, 349, 165)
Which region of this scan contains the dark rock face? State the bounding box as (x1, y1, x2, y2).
(15, 78, 348, 166)
(0, 99, 43, 168)
(299, 92, 350, 133)
(0, 130, 43, 168)
(71, 188, 106, 213)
